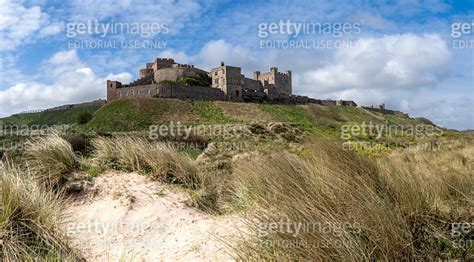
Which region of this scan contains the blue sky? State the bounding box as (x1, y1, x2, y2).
(0, 0, 473, 130)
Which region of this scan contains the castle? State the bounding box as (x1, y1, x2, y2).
(107, 57, 357, 106)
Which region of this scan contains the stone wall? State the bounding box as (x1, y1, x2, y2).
(45, 99, 106, 111)
(111, 83, 226, 101)
(362, 107, 406, 116)
(154, 67, 208, 83)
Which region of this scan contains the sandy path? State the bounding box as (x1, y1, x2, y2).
(64, 172, 239, 261)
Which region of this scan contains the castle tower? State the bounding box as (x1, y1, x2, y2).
(139, 68, 153, 78)
(283, 69, 292, 95)
(253, 71, 261, 80)
(107, 80, 122, 102)
(269, 67, 278, 84)
(210, 62, 243, 100)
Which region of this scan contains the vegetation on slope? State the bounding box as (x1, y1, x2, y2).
(226, 137, 474, 260)
(1, 105, 101, 126)
(0, 164, 80, 260)
(84, 98, 198, 132)
(2, 125, 471, 260)
(79, 97, 435, 134)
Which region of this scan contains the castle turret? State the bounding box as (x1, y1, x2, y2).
(253, 71, 261, 80)
(139, 68, 153, 78)
(107, 80, 122, 102)
(284, 69, 292, 95)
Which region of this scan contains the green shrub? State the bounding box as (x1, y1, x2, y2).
(76, 112, 93, 124)
(159, 80, 177, 86)
(66, 133, 93, 156)
(177, 77, 201, 86)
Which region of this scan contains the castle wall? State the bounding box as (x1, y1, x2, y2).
(107, 57, 373, 108)
(151, 58, 175, 71)
(362, 107, 406, 116)
(110, 83, 225, 101)
(154, 67, 207, 83)
(242, 77, 261, 91)
(160, 85, 226, 100)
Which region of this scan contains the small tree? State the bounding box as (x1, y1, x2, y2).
(76, 112, 93, 124)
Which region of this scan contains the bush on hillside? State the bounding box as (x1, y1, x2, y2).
(66, 133, 93, 156)
(159, 80, 177, 86)
(76, 112, 93, 124)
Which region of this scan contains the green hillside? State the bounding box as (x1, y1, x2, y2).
(81, 97, 433, 135)
(1, 97, 457, 152)
(1, 105, 101, 126)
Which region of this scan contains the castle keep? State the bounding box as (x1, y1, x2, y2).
(210, 62, 292, 101)
(106, 57, 356, 106)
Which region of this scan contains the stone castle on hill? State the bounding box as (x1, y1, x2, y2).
(107, 57, 358, 106)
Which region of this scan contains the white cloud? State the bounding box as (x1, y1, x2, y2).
(194, 40, 260, 70)
(38, 21, 64, 37)
(157, 40, 261, 73)
(67, 0, 204, 36)
(299, 34, 450, 94)
(0, 0, 62, 50)
(0, 50, 130, 116)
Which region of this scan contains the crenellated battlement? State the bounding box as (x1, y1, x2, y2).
(171, 64, 195, 69)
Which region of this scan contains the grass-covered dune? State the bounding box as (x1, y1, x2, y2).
(0, 97, 472, 260)
(80, 97, 438, 135)
(1, 132, 471, 260)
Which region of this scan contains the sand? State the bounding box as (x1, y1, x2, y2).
(64, 172, 240, 261)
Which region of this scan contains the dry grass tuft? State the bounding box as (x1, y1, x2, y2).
(24, 133, 78, 187)
(227, 138, 473, 260)
(91, 136, 199, 188)
(0, 163, 80, 260)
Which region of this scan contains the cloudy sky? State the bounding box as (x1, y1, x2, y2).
(0, 0, 473, 130)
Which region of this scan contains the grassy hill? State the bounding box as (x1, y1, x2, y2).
(1, 97, 459, 158)
(0, 97, 438, 132)
(1, 105, 101, 126)
(80, 97, 438, 135)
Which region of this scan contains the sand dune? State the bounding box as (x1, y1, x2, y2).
(64, 172, 239, 261)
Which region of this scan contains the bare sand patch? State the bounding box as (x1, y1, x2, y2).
(64, 172, 240, 261)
